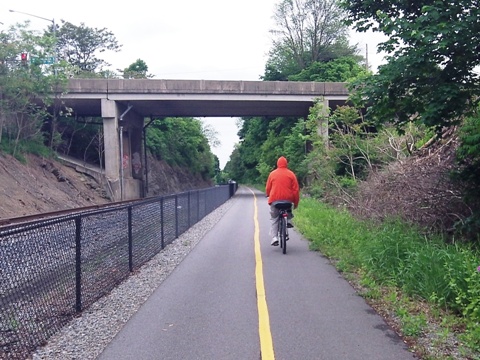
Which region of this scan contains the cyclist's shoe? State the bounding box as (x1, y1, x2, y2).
(287, 223, 294, 228)
(271, 237, 279, 246)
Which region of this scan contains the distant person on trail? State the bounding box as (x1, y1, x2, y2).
(265, 156, 300, 246)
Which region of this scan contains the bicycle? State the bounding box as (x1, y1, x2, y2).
(273, 201, 293, 254)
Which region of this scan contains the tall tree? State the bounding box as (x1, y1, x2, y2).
(264, 0, 359, 80)
(120, 59, 153, 79)
(54, 21, 122, 75)
(288, 56, 368, 82)
(342, 0, 480, 131)
(0, 22, 70, 155)
(224, 145, 246, 182)
(236, 117, 270, 182)
(146, 117, 216, 180)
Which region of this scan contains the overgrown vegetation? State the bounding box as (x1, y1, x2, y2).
(262, 0, 361, 81)
(0, 22, 71, 159)
(452, 107, 480, 241)
(228, 0, 479, 240)
(342, 0, 480, 131)
(295, 198, 480, 357)
(146, 117, 218, 180)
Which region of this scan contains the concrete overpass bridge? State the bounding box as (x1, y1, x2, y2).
(59, 79, 349, 200)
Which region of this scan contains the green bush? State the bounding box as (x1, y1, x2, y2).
(453, 109, 480, 242)
(0, 137, 52, 162)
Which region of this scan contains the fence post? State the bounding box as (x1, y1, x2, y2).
(205, 189, 208, 216)
(128, 206, 133, 272)
(188, 191, 191, 228)
(160, 197, 164, 249)
(229, 181, 236, 197)
(75, 216, 82, 313)
(175, 195, 179, 238)
(197, 190, 200, 224)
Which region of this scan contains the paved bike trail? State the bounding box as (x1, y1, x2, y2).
(98, 186, 416, 360)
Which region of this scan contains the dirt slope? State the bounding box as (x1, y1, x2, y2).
(0, 153, 212, 221)
(0, 154, 110, 220)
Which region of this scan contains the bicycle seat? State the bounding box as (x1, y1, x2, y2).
(273, 201, 292, 210)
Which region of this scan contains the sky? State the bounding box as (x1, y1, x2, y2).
(1, 0, 387, 169)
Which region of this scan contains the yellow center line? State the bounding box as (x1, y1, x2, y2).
(250, 188, 275, 360)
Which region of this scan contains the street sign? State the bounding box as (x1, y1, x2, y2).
(30, 56, 55, 65)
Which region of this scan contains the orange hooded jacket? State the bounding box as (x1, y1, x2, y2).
(265, 156, 300, 208)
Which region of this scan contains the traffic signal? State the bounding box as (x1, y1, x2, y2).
(21, 53, 28, 65)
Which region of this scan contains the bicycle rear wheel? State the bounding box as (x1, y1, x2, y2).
(280, 215, 287, 254)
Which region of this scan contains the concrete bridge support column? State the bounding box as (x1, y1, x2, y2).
(304, 97, 331, 188)
(101, 99, 121, 201)
(101, 99, 144, 201)
(119, 107, 144, 200)
(316, 97, 330, 146)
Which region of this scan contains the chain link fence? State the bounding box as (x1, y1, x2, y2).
(0, 184, 237, 359)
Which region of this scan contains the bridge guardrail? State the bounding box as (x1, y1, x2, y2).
(0, 184, 237, 359)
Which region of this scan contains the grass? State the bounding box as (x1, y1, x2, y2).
(294, 196, 480, 359)
(0, 138, 54, 162)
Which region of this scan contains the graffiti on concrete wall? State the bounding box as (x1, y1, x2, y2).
(132, 152, 142, 175)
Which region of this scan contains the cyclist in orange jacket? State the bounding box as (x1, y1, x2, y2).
(265, 156, 300, 246)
